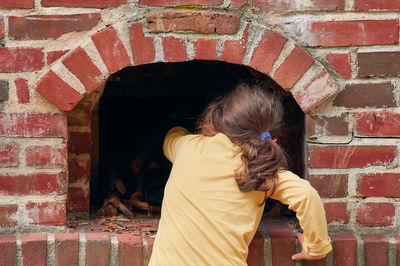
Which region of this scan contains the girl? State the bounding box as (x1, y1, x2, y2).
(149, 83, 332, 265)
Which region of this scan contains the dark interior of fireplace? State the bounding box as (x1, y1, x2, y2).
(90, 60, 305, 218)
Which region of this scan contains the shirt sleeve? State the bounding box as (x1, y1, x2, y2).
(270, 171, 332, 256)
(163, 126, 190, 163)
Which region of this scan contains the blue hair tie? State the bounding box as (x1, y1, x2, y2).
(261, 132, 272, 141)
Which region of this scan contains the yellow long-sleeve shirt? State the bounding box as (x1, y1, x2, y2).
(149, 127, 332, 265)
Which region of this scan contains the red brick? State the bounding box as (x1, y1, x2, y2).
(55, 233, 79, 266)
(91, 27, 130, 74)
(265, 222, 295, 266)
(357, 173, 400, 198)
(117, 234, 142, 266)
(232, 0, 247, 7)
(25, 145, 67, 168)
(9, 14, 100, 40)
(325, 53, 351, 79)
(0, 0, 34, 8)
(306, 114, 348, 138)
(309, 20, 399, 47)
(0, 143, 19, 167)
(162, 36, 187, 63)
(355, 112, 400, 137)
(247, 231, 264, 266)
(86, 232, 111, 266)
(254, 0, 344, 11)
(47, 50, 68, 64)
(0, 47, 44, 72)
(0, 205, 18, 226)
(355, 0, 400, 10)
(67, 101, 92, 126)
(330, 233, 357, 266)
(0, 18, 4, 39)
(25, 202, 65, 225)
(0, 113, 67, 137)
(394, 236, 400, 265)
(15, 78, 29, 103)
(254, 0, 294, 10)
(250, 30, 287, 74)
(194, 39, 217, 60)
(308, 145, 397, 169)
(0, 236, 16, 266)
(324, 202, 349, 224)
(308, 175, 348, 198)
(138, 0, 223, 6)
(129, 21, 155, 65)
(67, 187, 89, 211)
(358, 52, 400, 77)
(68, 131, 91, 154)
(362, 235, 388, 266)
(68, 156, 90, 183)
(273, 45, 314, 90)
(357, 203, 395, 226)
(63, 47, 105, 93)
(42, 0, 126, 7)
(146, 11, 239, 34)
(21, 234, 47, 266)
(35, 70, 83, 112)
(0, 173, 64, 195)
(221, 24, 249, 65)
(294, 70, 339, 113)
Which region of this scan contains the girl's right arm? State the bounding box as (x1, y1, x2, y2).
(163, 126, 189, 163)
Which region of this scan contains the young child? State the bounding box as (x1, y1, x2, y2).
(149, 83, 332, 265)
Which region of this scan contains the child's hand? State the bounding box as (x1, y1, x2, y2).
(291, 233, 326, 261)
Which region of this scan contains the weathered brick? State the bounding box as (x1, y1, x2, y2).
(47, 50, 68, 64)
(330, 233, 357, 266)
(62, 47, 105, 94)
(324, 202, 349, 224)
(42, 0, 126, 7)
(247, 231, 264, 266)
(91, 27, 130, 74)
(357, 173, 400, 198)
(231, 0, 247, 7)
(9, 14, 100, 40)
(265, 222, 295, 265)
(334, 82, 395, 108)
(0, 0, 34, 8)
(250, 30, 287, 74)
(15, 78, 29, 103)
(0, 18, 4, 39)
(193, 38, 217, 60)
(306, 114, 348, 138)
(354, 112, 400, 137)
(309, 20, 399, 47)
(67, 186, 89, 211)
(138, 0, 223, 6)
(253, 0, 294, 10)
(0, 173, 64, 195)
(362, 235, 388, 266)
(325, 53, 351, 79)
(0, 79, 8, 102)
(68, 131, 91, 154)
(146, 11, 239, 34)
(162, 37, 187, 63)
(308, 175, 348, 198)
(254, 0, 344, 11)
(355, 0, 400, 10)
(35, 70, 83, 112)
(25, 145, 67, 168)
(86, 233, 111, 266)
(55, 233, 79, 266)
(21, 234, 47, 266)
(308, 145, 397, 169)
(0, 143, 19, 167)
(25, 202, 65, 225)
(0, 236, 16, 266)
(0, 47, 44, 73)
(68, 156, 90, 183)
(67, 101, 92, 126)
(357, 203, 395, 226)
(221, 24, 249, 65)
(0, 205, 18, 226)
(117, 234, 142, 266)
(0, 113, 67, 137)
(358, 52, 400, 77)
(129, 21, 155, 65)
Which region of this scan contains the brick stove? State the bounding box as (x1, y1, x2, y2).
(0, 0, 400, 265)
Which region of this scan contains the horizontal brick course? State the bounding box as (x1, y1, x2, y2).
(42, 0, 126, 7)
(138, 0, 223, 6)
(25, 202, 66, 225)
(308, 174, 348, 198)
(306, 114, 349, 138)
(0, 48, 44, 73)
(324, 202, 350, 224)
(355, 0, 400, 10)
(0, 205, 18, 226)
(254, 0, 344, 11)
(354, 112, 400, 137)
(357, 173, 400, 198)
(25, 145, 67, 168)
(358, 52, 400, 77)
(357, 203, 395, 226)
(0, 173, 64, 195)
(0, 0, 34, 8)
(0, 143, 19, 167)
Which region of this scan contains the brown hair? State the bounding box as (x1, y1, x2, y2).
(198, 83, 287, 196)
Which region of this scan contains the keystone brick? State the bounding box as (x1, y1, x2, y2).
(0, 113, 67, 137)
(54, 233, 79, 266)
(35, 70, 83, 112)
(330, 233, 357, 266)
(0, 205, 18, 226)
(265, 222, 295, 265)
(47, 50, 68, 64)
(306, 114, 349, 138)
(0, 173, 63, 195)
(138, 0, 223, 6)
(221, 24, 249, 65)
(25, 145, 67, 168)
(0, 0, 34, 8)
(42, 0, 126, 7)
(358, 52, 400, 77)
(362, 235, 388, 266)
(68, 156, 90, 183)
(146, 11, 240, 34)
(162, 37, 187, 63)
(309, 20, 399, 47)
(308, 145, 397, 169)
(91, 27, 130, 74)
(247, 231, 264, 266)
(354, 112, 400, 137)
(357, 203, 395, 226)
(273, 45, 314, 90)
(62, 47, 105, 94)
(0, 18, 4, 39)
(308, 174, 348, 198)
(325, 53, 351, 79)
(25, 202, 66, 225)
(21, 234, 47, 266)
(250, 30, 287, 74)
(0, 236, 16, 266)
(9, 14, 100, 40)
(117, 234, 142, 266)
(0, 143, 19, 167)
(193, 39, 217, 60)
(355, 0, 400, 10)
(15, 78, 29, 103)
(129, 21, 155, 66)
(324, 202, 349, 224)
(85, 233, 111, 266)
(0, 48, 44, 73)
(357, 173, 400, 198)
(334, 82, 395, 108)
(67, 187, 89, 211)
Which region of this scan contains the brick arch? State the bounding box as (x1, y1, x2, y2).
(34, 20, 339, 113)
